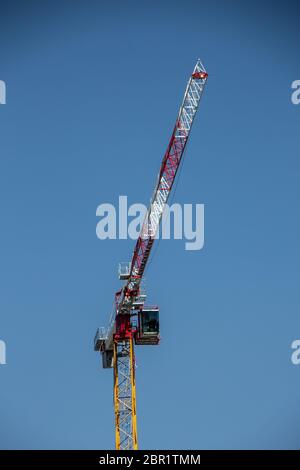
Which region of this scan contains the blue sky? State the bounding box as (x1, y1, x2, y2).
(0, 0, 300, 449)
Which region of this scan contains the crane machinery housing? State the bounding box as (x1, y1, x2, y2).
(94, 59, 208, 450)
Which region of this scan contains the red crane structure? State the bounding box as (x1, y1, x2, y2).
(94, 59, 208, 450)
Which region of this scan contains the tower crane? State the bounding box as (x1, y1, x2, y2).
(94, 59, 208, 450)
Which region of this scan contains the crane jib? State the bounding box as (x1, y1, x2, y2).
(118, 60, 208, 314)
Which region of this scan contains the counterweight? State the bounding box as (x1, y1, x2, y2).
(94, 59, 208, 450)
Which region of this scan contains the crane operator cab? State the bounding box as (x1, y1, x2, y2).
(135, 307, 160, 345)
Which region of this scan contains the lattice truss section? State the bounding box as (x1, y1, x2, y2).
(118, 59, 208, 314)
(114, 339, 138, 450)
